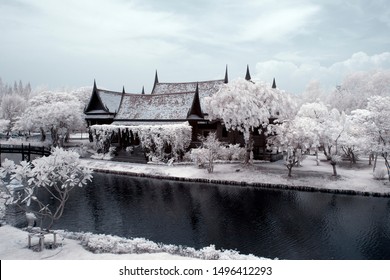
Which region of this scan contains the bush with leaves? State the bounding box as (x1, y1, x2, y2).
(190, 133, 221, 173)
(0, 148, 93, 230)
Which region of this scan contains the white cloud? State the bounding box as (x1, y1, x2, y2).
(239, 5, 320, 42)
(0, 0, 190, 57)
(254, 52, 390, 93)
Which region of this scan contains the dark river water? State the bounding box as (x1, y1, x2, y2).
(50, 173, 390, 260)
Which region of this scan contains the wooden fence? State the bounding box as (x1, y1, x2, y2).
(0, 144, 51, 166)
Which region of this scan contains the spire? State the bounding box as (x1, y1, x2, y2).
(141, 86, 145, 94)
(245, 65, 251, 81)
(154, 70, 159, 85)
(118, 86, 125, 114)
(85, 79, 106, 113)
(272, 78, 277, 89)
(187, 82, 203, 118)
(152, 70, 159, 94)
(224, 65, 229, 83)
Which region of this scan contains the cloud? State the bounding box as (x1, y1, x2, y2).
(254, 52, 390, 93)
(0, 0, 190, 57)
(238, 5, 320, 43)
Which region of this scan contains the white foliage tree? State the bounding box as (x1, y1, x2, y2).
(0, 148, 93, 230)
(290, 102, 329, 161)
(71, 86, 93, 109)
(327, 70, 390, 114)
(338, 113, 371, 165)
(323, 109, 345, 176)
(268, 105, 322, 176)
(355, 96, 390, 180)
(0, 94, 27, 136)
(204, 78, 296, 164)
(271, 101, 345, 176)
(0, 119, 10, 134)
(14, 91, 85, 146)
(300, 80, 326, 105)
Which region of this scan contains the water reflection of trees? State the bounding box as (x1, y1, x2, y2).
(52, 173, 390, 259)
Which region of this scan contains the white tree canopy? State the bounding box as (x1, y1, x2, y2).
(204, 78, 296, 163)
(0, 94, 26, 135)
(326, 70, 390, 114)
(14, 91, 85, 146)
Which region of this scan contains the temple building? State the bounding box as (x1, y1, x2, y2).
(84, 66, 280, 160)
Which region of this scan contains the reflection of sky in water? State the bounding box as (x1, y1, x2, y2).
(48, 173, 390, 260)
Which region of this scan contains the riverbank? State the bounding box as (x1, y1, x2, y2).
(80, 154, 390, 197)
(0, 225, 193, 260)
(0, 225, 265, 260)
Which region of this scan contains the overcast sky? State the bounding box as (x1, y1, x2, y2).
(1, 0, 389, 94)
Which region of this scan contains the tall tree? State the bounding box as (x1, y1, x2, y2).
(300, 80, 325, 105)
(326, 70, 390, 114)
(15, 91, 85, 146)
(205, 78, 296, 164)
(267, 103, 324, 176)
(365, 96, 390, 180)
(0, 94, 27, 136)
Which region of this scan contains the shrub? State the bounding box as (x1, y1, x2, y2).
(0, 148, 93, 230)
(373, 168, 387, 180)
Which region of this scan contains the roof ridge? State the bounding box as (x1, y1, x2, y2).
(98, 89, 124, 95)
(124, 91, 197, 97)
(156, 79, 224, 85)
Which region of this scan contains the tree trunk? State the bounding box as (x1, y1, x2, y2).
(287, 165, 293, 177)
(373, 153, 378, 172)
(315, 148, 320, 166)
(65, 130, 70, 143)
(323, 145, 332, 160)
(51, 127, 59, 147)
(331, 163, 337, 176)
(351, 150, 356, 164)
(40, 127, 46, 142)
(244, 131, 253, 165)
(383, 153, 390, 182)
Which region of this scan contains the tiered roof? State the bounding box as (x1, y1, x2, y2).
(84, 81, 124, 116)
(98, 90, 123, 113)
(115, 92, 196, 120)
(113, 83, 204, 126)
(85, 66, 274, 125)
(152, 79, 225, 95)
(149, 67, 228, 115)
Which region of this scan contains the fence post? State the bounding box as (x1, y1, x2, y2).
(21, 143, 24, 162)
(28, 144, 31, 162)
(0, 143, 2, 167)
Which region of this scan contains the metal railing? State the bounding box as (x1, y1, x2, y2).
(0, 144, 51, 166)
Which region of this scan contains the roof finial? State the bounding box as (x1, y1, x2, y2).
(152, 70, 159, 94)
(187, 82, 204, 118)
(154, 70, 159, 85)
(245, 65, 251, 81)
(122, 86, 125, 94)
(93, 79, 97, 90)
(272, 78, 277, 89)
(142, 86, 145, 94)
(224, 65, 229, 83)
